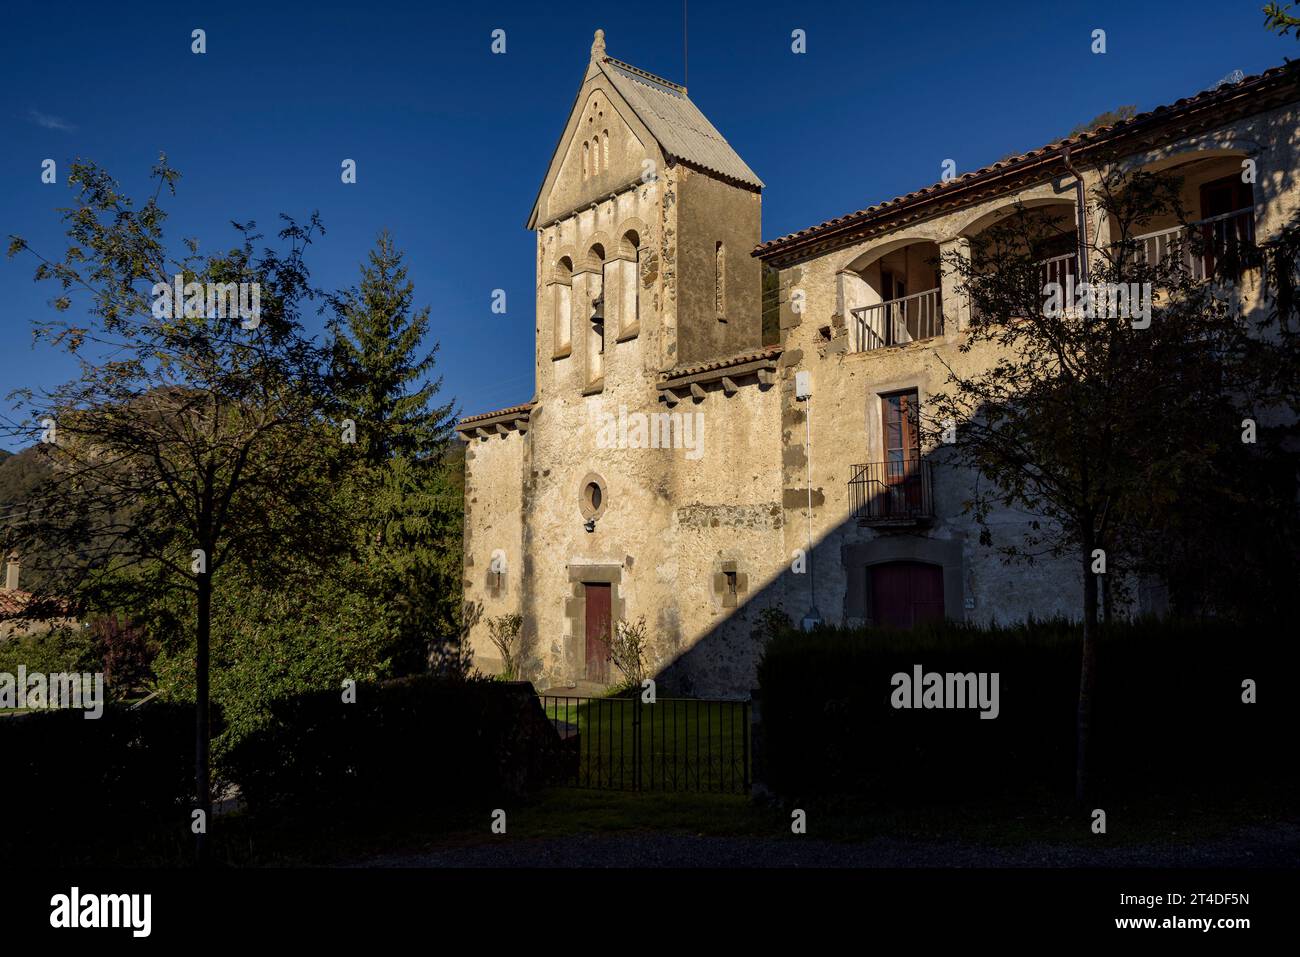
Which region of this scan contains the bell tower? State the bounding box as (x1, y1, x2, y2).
(528, 30, 764, 394)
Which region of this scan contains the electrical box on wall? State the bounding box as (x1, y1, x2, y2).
(794, 370, 812, 399)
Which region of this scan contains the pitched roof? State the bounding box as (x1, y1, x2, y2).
(755, 59, 1300, 263)
(0, 589, 74, 621)
(527, 33, 764, 228)
(597, 57, 763, 190)
(0, 589, 33, 617)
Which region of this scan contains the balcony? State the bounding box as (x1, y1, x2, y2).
(1039, 252, 1078, 288)
(1132, 207, 1256, 281)
(849, 460, 935, 526)
(850, 287, 943, 352)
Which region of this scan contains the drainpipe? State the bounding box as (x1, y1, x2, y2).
(795, 371, 821, 631)
(1061, 147, 1091, 286)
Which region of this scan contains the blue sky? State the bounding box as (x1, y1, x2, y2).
(0, 0, 1292, 450)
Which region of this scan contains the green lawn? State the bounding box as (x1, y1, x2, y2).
(540, 695, 750, 793)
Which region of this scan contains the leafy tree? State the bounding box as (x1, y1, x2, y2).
(928, 162, 1295, 800)
(3, 156, 348, 861)
(150, 561, 396, 762)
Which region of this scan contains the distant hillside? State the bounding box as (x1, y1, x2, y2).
(0, 446, 52, 509)
(0, 446, 55, 592)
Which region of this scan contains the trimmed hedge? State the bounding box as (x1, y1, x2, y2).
(223, 676, 559, 816)
(756, 618, 1298, 802)
(0, 702, 195, 852)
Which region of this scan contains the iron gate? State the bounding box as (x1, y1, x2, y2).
(539, 695, 750, 793)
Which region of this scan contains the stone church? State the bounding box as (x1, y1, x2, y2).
(457, 30, 1300, 695)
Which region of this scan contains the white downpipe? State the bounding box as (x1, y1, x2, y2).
(806, 393, 814, 610)
(799, 382, 822, 631)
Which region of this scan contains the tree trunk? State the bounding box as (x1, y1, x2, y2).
(1076, 542, 1099, 804)
(1100, 567, 1113, 625)
(195, 567, 211, 866)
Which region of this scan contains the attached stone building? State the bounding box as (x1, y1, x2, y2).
(459, 31, 1300, 695)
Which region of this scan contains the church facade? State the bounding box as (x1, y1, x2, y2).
(457, 31, 1300, 696)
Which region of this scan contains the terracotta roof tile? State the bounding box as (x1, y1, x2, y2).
(660, 344, 782, 380)
(457, 401, 535, 427)
(0, 590, 33, 617)
(755, 61, 1300, 259)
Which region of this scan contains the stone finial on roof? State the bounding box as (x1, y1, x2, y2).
(592, 29, 606, 60)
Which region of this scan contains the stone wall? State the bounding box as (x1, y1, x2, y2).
(463, 79, 1300, 698)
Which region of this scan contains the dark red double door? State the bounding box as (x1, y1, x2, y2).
(870, 561, 944, 629)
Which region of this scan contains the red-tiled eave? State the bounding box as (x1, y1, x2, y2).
(456, 401, 536, 430)
(753, 60, 1300, 265)
(460, 400, 535, 426)
(659, 344, 782, 381)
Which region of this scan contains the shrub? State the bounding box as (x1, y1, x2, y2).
(150, 572, 397, 765)
(0, 702, 195, 857)
(223, 675, 558, 818)
(90, 613, 155, 699)
(756, 618, 1298, 803)
(0, 623, 99, 678)
(486, 612, 526, 679)
(603, 615, 651, 689)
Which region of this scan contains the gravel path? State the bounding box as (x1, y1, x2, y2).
(359, 822, 1300, 868)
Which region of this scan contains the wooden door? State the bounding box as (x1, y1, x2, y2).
(871, 562, 944, 628)
(584, 583, 611, 683)
(1199, 174, 1253, 218)
(910, 563, 946, 624)
(882, 390, 921, 513)
(1199, 175, 1254, 277)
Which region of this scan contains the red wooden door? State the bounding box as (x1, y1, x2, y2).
(1199, 175, 1254, 277)
(871, 562, 944, 628)
(584, 583, 611, 682)
(882, 390, 921, 512)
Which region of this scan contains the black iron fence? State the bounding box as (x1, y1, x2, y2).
(539, 695, 750, 793)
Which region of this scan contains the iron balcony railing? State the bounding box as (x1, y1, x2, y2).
(1132, 207, 1255, 281)
(850, 287, 943, 352)
(1039, 252, 1078, 288)
(849, 460, 935, 524)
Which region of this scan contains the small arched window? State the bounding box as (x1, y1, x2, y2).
(621, 229, 642, 331)
(582, 141, 589, 179)
(553, 256, 574, 357)
(602, 130, 609, 171)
